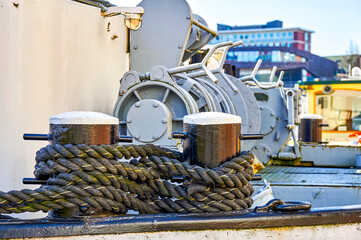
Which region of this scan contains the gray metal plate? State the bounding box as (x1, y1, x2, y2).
(257, 166, 361, 187)
(130, 0, 192, 73)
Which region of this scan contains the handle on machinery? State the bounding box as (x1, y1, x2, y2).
(269, 66, 277, 82)
(251, 174, 262, 181)
(240, 134, 263, 140)
(117, 135, 133, 143)
(218, 40, 243, 69)
(318, 123, 329, 127)
(172, 132, 188, 139)
(23, 178, 47, 185)
(23, 133, 52, 141)
(201, 41, 233, 65)
(192, 20, 218, 37)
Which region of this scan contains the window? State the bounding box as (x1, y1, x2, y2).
(288, 32, 293, 36)
(245, 34, 249, 39)
(257, 33, 261, 38)
(305, 43, 309, 51)
(316, 90, 361, 131)
(270, 33, 274, 38)
(240, 35, 244, 39)
(264, 33, 268, 38)
(305, 32, 309, 41)
(276, 32, 280, 37)
(288, 43, 292, 47)
(282, 32, 286, 37)
(251, 34, 255, 38)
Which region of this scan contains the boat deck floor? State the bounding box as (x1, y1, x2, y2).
(255, 166, 361, 187)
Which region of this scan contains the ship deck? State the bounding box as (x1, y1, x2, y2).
(256, 166, 361, 187)
(252, 166, 361, 208)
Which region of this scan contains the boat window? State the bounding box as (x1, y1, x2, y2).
(315, 90, 361, 131)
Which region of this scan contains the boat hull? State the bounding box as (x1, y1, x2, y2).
(1, 205, 361, 239)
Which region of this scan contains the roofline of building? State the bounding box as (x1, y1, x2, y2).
(217, 27, 314, 34)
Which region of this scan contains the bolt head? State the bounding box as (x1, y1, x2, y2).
(260, 106, 264, 110)
(186, 15, 191, 20)
(153, 102, 159, 108)
(271, 113, 275, 117)
(135, 102, 140, 107)
(153, 135, 158, 139)
(178, 45, 183, 49)
(135, 134, 140, 139)
(133, 45, 138, 50)
(162, 119, 167, 124)
(127, 119, 132, 123)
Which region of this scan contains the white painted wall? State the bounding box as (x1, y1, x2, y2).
(0, 0, 128, 217)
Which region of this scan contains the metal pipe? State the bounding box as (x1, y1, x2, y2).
(219, 41, 243, 70)
(291, 128, 301, 158)
(171, 175, 186, 183)
(172, 132, 188, 139)
(24, 175, 262, 183)
(201, 41, 233, 65)
(240, 134, 263, 140)
(192, 20, 218, 37)
(117, 135, 133, 143)
(278, 71, 285, 83)
(23, 178, 47, 185)
(23, 133, 52, 141)
(252, 174, 262, 181)
(167, 42, 233, 77)
(72, 0, 114, 10)
(269, 66, 277, 82)
(167, 63, 203, 75)
(186, 40, 243, 79)
(251, 59, 262, 77)
(286, 90, 295, 129)
(240, 76, 279, 90)
(239, 60, 282, 90)
(201, 65, 219, 83)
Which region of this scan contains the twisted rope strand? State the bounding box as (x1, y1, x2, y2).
(1, 144, 255, 215)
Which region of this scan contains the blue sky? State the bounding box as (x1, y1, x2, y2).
(110, 0, 361, 56)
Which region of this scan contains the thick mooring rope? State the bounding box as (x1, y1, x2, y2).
(0, 144, 255, 215)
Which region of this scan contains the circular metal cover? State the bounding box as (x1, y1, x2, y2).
(127, 99, 171, 142)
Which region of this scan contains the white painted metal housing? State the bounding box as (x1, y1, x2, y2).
(0, 0, 129, 216)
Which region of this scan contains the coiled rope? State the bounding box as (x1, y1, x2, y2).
(0, 144, 255, 215)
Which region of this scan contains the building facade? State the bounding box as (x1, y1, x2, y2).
(212, 21, 336, 87)
(212, 20, 312, 52)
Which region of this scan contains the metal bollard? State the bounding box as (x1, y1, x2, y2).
(181, 112, 242, 168)
(299, 114, 328, 143)
(24, 111, 133, 145)
(23, 111, 132, 218)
